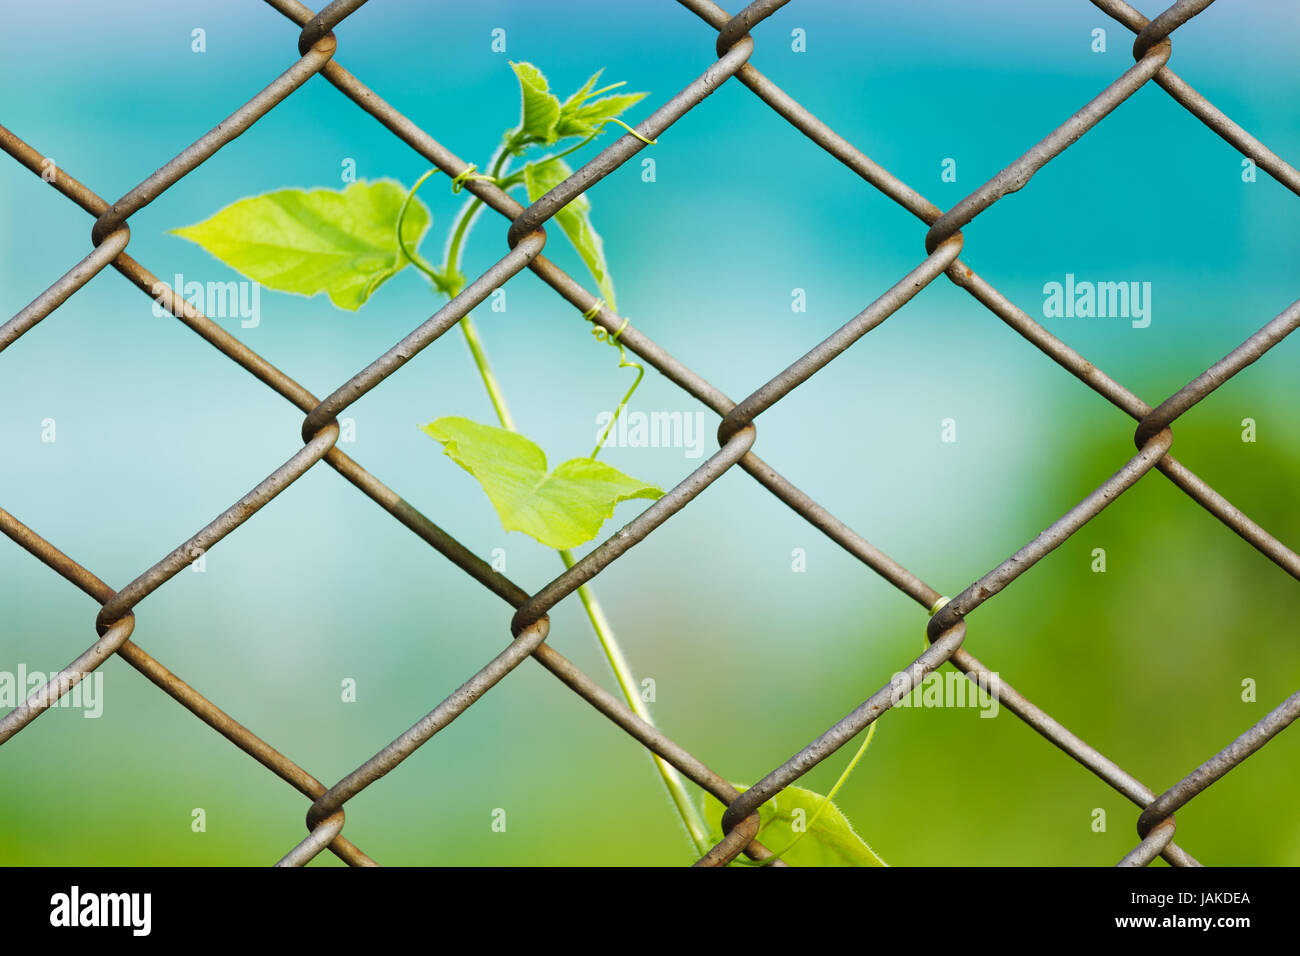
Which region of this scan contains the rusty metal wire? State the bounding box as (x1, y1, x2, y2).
(2, 0, 1297, 867)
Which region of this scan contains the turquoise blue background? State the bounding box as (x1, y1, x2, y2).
(1, 0, 1298, 865)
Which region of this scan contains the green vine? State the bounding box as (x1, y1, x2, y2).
(169, 58, 887, 865)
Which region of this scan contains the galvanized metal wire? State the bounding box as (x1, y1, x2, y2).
(2, 0, 1297, 867)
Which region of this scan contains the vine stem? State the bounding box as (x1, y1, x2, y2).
(460, 317, 515, 432)
(561, 551, 712, 855)
(400, 149, 713, 857)
(397, 168, 515, 432)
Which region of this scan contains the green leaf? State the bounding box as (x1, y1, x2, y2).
(558, 70, 605, 115)
(554, 68, 647, 139)
(524, 157, 617, 308)
(555, 92, 649, 139)
(509, 61, 562, 148)
(171, 180, 430, 311)
(423, 417, 663, 550)
(702, 784, 886, 867)
(509, 63, 647, 148)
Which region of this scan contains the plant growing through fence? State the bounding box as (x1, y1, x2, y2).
(171, 60, 882, 865)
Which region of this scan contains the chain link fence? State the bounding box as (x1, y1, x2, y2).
(2, 0, 1298, 867)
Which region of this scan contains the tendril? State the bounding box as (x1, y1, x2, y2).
(586, 299, 646, 460)
(598, 117, 657, 145)
(450, 163, 497, 193)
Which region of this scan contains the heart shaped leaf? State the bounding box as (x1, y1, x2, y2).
(171, 180, 430, 311)
(423, 416, 663, 549)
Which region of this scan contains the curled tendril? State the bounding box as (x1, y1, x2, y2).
(586, 300, 646, 460)
(591, 316, 629, 346)
(450, 163, 497, 193)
